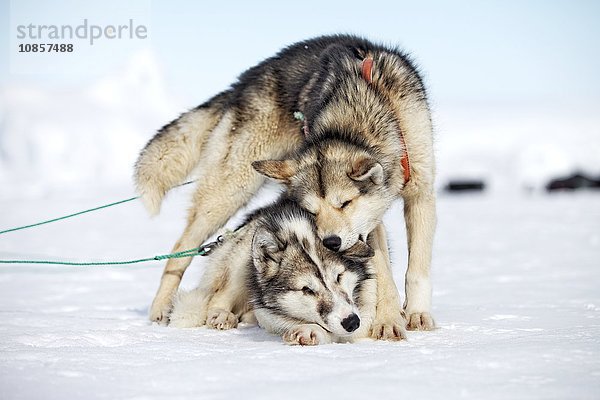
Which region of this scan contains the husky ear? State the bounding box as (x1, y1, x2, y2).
(342, 239, 375, 261)
(349, 157, 384, 184)
(252, 227, 283, 279)
(252, 160, 298, 183)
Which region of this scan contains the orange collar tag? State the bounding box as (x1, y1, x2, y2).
(361, 57, 374, 83)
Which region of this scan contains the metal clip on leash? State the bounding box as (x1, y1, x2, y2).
(198, 235, 225, 256)
(198, 229, 238, 256)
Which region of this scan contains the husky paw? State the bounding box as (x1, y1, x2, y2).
(207, 309, 238, 330)
(370, 318, 407, 341)
(149, 298, 172, 326)
(283, 324, 331, 346)
(406, 312, 435, 331)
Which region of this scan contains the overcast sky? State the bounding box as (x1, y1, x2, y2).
(1, 0, 599, 108)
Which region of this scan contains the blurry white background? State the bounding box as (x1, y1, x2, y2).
(1, 0, 599, 196)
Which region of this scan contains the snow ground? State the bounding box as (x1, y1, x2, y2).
(0, 187, 599, 399)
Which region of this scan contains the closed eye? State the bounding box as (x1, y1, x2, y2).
(336, 272, 344, 283)
(340, 200, 352, 209)
(301, 286, 315, 296)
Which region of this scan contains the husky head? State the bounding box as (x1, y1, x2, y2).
(253, 140, 396, 251)
(249, 200, 375, 337)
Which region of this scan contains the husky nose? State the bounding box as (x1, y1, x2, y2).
(341, 313, 360, 333)
(323, 236, 342, 251)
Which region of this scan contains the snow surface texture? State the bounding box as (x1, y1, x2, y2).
(1, 186, 599, 399)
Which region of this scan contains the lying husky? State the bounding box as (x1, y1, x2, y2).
(169, 198, 378, 345)
(135, 35, 436, 334)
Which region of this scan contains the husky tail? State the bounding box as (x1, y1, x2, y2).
(168, 287, 213, 328)
(134, 92, 229, 215)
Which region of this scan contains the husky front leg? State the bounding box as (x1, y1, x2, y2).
(369, 223, 407, 341)
(283, 324, 332, 346)
(403, 189, 436, 330)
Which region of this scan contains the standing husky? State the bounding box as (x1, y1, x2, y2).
(135, 35, 435, 334)
(170, 197, 378, 345)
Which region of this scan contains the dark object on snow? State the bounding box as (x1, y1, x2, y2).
(546, 172, 600, 192)
(444, 180, 486, 193)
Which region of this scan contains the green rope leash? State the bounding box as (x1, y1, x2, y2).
(0, 180, 196, 235)
(0, 247, 203, 266)
(0, 180, 209, 266)
(0, 196, 138, 235)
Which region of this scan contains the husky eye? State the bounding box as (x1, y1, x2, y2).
(301, 286, 315, 296)
(340, 200, 352, 209)
(336, 272, 344, 283)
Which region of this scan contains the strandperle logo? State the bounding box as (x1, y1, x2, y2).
(16, 19, 148, 45)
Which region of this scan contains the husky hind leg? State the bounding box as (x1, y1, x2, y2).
(150, 109, 302, 324)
